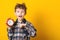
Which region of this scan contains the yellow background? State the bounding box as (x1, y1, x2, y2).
(0, 0, 60, 40)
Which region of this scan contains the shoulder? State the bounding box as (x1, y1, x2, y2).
(26, 20, 33, 25)
(26, 20, 35, 29)
(26, 20, 37, 31)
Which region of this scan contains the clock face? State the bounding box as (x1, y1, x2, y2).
(7, 19, 14, 26)
(6, 18, 14, 27)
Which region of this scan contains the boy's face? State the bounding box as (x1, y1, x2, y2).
(15, 8, 25, 20)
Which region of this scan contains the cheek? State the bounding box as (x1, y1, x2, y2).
(22, 13, 25, 16)
(15, 13, 20, 16)
(15, 13, 18, 17)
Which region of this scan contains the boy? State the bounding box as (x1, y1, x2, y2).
(7, 3, 36, 40)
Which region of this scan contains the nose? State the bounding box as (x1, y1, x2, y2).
(17, 10, 23, 15)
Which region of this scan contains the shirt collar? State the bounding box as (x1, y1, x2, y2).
(17, 18, 26, 24)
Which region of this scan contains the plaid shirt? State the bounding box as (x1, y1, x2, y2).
(7, 19, 36, 40)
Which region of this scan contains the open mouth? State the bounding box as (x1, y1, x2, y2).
(18, 16, 22, 17)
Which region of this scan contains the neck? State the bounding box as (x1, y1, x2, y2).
(18, 19, 22, 23)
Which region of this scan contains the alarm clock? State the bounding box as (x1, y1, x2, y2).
(6, 18, 14, 27)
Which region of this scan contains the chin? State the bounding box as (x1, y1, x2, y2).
(18, 18, 23, 20)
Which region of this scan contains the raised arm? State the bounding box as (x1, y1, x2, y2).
(7, 27, 13, 40)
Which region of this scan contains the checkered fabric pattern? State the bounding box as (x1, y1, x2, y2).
(7, 19, 36, 40)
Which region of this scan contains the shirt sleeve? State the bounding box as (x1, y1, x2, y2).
(26, 22, 36, 37)
(7, 27, 13, 40)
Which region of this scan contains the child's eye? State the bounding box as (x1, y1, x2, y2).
(17, 11, 19, 13)
(21, 11, 23, 13)
(21, 11, 24, 13)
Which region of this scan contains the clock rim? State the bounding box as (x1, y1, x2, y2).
(6, 18, 14, 27)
